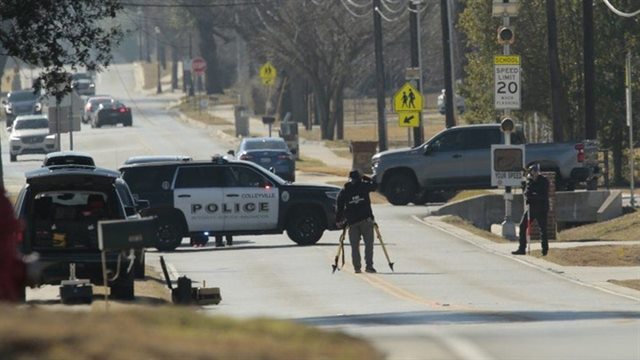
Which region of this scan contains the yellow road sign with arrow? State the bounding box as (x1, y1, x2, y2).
(397, 111, 419, 127)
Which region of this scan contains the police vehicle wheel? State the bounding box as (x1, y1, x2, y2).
(110, 268, 135, 301)
(385, 173, 416, 206)
(287, 209, 324, 245)
(156, 219, 183, 251)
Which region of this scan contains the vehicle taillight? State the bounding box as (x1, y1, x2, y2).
(575, 143, 585, 162)
(239, 154, 253, 160)
(119, 108, 126, 113)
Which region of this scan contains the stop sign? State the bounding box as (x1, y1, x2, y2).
(191, 57, 207, 75)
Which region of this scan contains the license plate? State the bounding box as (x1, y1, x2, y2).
(110, 113, 118, 117)
(260, 158, 271, 164)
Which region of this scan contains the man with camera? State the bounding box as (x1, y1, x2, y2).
(336, 170, 378, 273)
(512, 163, 550, 256)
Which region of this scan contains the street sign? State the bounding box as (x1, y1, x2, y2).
(492, 0, 520, 17)
(191, 56, 207, 75)
(397, 111, 419, 127)
(259, 62, 277, 86)
(491, 144, 525, 187)
(494, 55, 521, 110)
(393, 82, 423, 112)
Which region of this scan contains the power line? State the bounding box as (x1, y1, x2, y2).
(601, 0, 640, 17)
(120, 1, 261, 7)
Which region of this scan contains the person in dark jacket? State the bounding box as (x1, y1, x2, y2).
(0, 186, 25, 302)
(513, 163, 550, 256)
(336, 170, 378, 273)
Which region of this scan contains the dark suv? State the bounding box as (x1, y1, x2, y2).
(3, 89, 43, 128)
(120, 156, 341, 251)
(14, 165, 140, 299)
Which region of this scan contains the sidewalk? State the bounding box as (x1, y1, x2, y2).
(422, 216, 640, 301)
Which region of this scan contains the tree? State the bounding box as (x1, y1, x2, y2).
(0, 0, 124, 99)
(0, 0, 124, 186)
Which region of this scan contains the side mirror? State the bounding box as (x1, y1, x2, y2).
(290, 148, 297, 155)
(269, 166, 276, 173)
(227, 150, 235, 156)
(6, 126, 11, 132)
(424, 144, 433, 155)
(136, 199, 150, 211)
(1, 99, 6, 105)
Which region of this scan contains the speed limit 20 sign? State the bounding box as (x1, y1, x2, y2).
(494, 55, 521, 110)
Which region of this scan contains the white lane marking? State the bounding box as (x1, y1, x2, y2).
(426, 328, 495, 360)
(413, 215, 640, 302)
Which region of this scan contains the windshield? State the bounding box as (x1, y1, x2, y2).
(243, 140, 288, 151)
(15, 118, 48, 130)
(9, 91, 38, 102)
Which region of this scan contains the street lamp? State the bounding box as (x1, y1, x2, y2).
(155, 26, 162, 94)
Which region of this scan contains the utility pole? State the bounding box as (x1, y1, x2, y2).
(373, 0, 388, 151)
(626, 52, 635, 207)
(583, 0, 596, 140)
(409, 0, 424, 146)
(441, 0, 455, 128)
(155, 26, 162, 94)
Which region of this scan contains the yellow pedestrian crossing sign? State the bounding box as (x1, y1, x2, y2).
(393, 82, 423, 112)
(398, 111, 420, 127)
(260, 62, 277, 86)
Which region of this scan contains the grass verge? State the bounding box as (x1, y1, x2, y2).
(609, 279, 640, 291)
(174, 97, 231, 126)
(558, 210, 640, 242)
(448, 190, 492, 203)
(527, 245, 640, 267)
(296, 156, 350, 178)
(0, 305, 382, 360)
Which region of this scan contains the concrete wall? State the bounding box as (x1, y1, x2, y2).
(432, 190, 622, 230)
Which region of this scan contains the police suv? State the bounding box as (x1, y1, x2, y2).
(119, 156, 341, 251)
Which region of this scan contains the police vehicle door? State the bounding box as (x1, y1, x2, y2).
(173, 165, 225, 232)
(222, 165, 279, 230)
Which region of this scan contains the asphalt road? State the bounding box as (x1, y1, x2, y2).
(2, 64, 639, 360)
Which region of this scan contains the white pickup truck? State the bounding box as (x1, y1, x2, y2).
(371, 124, 600, 205)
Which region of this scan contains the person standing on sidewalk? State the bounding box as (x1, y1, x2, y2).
(513, 163, 550, 256)
(336, 170, 378, 273)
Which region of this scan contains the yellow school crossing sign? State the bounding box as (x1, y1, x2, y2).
(259, 62, 277, 86)
(393, 82, 423, 127)
(393, 82, 423, 112)
(397, 111, 420, 127)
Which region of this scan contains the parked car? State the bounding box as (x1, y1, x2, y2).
(237, 137, 296, 182)
(437, 89, 465, 115)
(3, 89, 43, 128)
(91, 100, 132, 128)
(71, 73, 95, 96)
(120, 156, 340, 251)
(14, 165, 140, 299)
(82, 95, 113, 124)
(43, 151, 95, 167)
(9, 115, 58, 162)
(371, 124, 600, 205)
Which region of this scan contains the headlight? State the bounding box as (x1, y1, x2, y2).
(89, 83, 95, 88)
(45, 134, 56, 140)
(9, 136, 20, 141)
(34, 102, 42, 112)
(325, 190, 340, 200)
